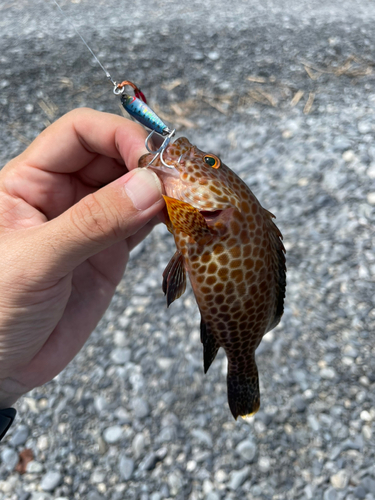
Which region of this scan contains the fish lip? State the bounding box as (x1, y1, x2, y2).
(150, 147, 189, 178)
(165, 141, 191, 166)
(149, 163, 180, 178)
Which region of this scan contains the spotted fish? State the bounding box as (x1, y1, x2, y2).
(139, 137, 286, 419)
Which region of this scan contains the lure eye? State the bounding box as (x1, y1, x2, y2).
(204, 155, 220, 169)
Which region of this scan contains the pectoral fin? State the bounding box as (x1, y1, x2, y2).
(162, 250, 187, 307)
(200, 319, 220, 373)
(163, 196, 212, 244)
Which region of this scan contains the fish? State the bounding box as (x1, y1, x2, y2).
(139, 137, 286, 420)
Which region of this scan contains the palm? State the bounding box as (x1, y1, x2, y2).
(0, 162, 128, 389)
(15, 243, 130, 391)
(0, 110, 160, 401)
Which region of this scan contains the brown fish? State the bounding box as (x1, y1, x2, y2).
(139, 137, 286, 419)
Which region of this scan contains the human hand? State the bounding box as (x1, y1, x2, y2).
(0, 108, 164, 408)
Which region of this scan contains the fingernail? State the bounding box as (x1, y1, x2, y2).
(124, 168, 162, 211)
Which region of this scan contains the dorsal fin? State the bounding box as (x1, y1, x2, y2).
(263, 209, 286, 331)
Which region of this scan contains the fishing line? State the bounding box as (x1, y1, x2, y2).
(51, 0, 175, 167)
(51, 0, 115, 86)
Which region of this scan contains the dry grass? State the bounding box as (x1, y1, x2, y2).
(154, 54, 374, 120)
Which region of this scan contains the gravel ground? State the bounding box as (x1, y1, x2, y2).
(0, 0, 374, 499)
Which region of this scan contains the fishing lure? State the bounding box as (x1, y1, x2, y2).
(52, 0, 175, 168)
(113, 81, 175, 168)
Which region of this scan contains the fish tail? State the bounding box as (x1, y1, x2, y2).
(227, 364, 260, 420)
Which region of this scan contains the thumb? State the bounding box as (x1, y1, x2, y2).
(39, 167, 164, 277)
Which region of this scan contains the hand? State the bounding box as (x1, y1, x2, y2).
(0, 108, 164, 408)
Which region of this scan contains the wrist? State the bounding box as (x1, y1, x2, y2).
(0, 392, 20, 410)
(0, 379, 24, 409)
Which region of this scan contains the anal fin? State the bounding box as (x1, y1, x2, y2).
(162, 251, 187, 307)
(200, 319, 220, 373)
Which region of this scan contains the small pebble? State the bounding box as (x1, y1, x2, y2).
(18, 492, 31, 500)
(30, 493, 53, 500)
(342, 150, 355, 162)
(91, 469, 106, 484)
(360, 410, 372, 422)
(203, 479, 213, 494)
(40, 471, 62, 491)
(191, 429, 213, 447)
(103, 425, 123, 444)
(324, 487, 337, 500)
(0, 474, 18, 493)
(228, 466, 250, 490)
(168, 470, 183, 496)
(158, 426, 177, 442)
(320, 367, 336, 379)
(110, 347, 131, 365)
(113, 330, 127, 347)
(94, 396, 108, 414)
(235, 439, 257, 463)
(37, 435, 49, 451)
(118, 455, 134, 481)
(362, 476, 375, 494)
(150, 494, 161, 500)
(354, 486, 367, 499)
(207, 51, 220, 60)
(330, 470, 349, 489)
(132, 433, 146, 459)
(0, 447, 19, 471)
(131, 398, 150, 419)
(26, 461, 44, 473)
(206, 492, 220, 500)
(367, 164, 375, 178)
(87, 492, 105, 500)
(343, 345, 358, 358)
(139, 452, 157, 471)
(214, 469, 227, 483)
(358, 121, 372, 134)
(114, 407, 132, 424)
(157, 358, 174, 370)
(9, 425, 29, 447)
(293, 394, 307, 412)
(258, 456, 271, 473)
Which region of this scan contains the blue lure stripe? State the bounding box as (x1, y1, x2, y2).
(121, 94, 169, 135)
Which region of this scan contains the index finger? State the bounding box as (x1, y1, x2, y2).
(19, 108, 149, 174)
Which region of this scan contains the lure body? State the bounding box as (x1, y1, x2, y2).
(139, 138, 286, 420)
(121, 94, 171, 136)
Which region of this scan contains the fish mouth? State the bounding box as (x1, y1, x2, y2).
(199, 209, 223, 223)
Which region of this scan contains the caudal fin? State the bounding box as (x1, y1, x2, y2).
(227, 370, 260, 420)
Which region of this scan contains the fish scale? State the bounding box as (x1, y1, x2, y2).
(139, 137, 286, 420)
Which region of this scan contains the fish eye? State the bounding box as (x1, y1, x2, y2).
(204, 155, 220, 169)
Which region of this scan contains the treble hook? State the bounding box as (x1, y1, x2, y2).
(145, 129, 176, 168)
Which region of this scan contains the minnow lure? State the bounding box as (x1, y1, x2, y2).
(52, 0, 286, 419)
(139, 139, 286, 419)
(52, 0, 175, 167)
